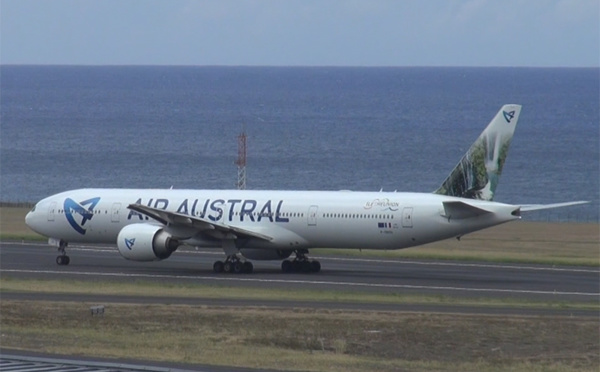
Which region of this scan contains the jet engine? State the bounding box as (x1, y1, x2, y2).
(240, 248, 293, 261)
(117, 224, 180, 261)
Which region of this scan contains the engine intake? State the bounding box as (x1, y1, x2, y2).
(117, 224, 179, 261)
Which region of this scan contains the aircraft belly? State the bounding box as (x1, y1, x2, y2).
(303, 221, 402, 250)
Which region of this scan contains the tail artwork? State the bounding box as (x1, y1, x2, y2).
(434, 104, 522, 201)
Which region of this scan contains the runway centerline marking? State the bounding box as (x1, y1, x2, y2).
(2, 269, 598, 297)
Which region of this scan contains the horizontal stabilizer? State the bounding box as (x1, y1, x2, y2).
(442, 201, 491, 220)
(519, 201, 589, 212)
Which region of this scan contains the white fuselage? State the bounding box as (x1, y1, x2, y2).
(26, 188, 520, 251)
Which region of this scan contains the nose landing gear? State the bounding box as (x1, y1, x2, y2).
(56, 240, 70, 265)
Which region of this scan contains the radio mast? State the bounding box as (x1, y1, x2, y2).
(236, 126, 247, 190)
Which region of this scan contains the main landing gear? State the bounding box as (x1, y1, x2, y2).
(281, 249, 321, 273)
(213, 255, 254, 274)
(56, 240, 70, 265)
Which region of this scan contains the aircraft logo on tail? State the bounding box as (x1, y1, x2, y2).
(63, 197, 101, 234)
(503, 110, 515, 123)
(125, 238, 136, 250)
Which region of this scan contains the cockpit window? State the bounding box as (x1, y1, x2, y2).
(30, 206, 36, 213)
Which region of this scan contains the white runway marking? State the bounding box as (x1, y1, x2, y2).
(313, 256, 600, 273)
(2, 269, 599, 297)
(8, 241, 599, 274)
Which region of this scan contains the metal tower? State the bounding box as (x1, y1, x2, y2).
(236, 127, 247, 190)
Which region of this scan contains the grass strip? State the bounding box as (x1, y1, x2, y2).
(1, 277, 597, 312)
(1, 300, 598, 372)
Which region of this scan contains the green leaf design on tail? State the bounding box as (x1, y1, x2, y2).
(434, 105, 521, 201)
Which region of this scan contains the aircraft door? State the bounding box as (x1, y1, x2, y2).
(308, 205, 318, 226)
(402, 207, 413, 228)
(111, 203, 121, 222)
(47, 202, 56, 221)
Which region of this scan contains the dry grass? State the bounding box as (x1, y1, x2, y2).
(1, 300, 598, 372)
(0, 207, 42, 240)
(3, 277, 597, 312)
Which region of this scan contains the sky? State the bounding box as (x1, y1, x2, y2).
(1, 0, 598, 67)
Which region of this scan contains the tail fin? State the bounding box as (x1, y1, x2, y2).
(434, 104, 522, 201)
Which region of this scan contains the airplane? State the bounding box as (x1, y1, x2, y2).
(25, 104, 587, 274)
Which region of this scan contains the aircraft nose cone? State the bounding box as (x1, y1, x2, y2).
(25, 211, 32, 227)
(25, 207, 40, 233)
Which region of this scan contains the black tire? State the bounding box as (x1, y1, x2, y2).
(64, 256, 70, 265)
(213, 261, 224, 273)
(311, 260, 321, 273)
(292, 260, 302, 272)
(233, 262, 243, 274)
(242, 261, 254, 274)
(301, 260, 312, 273)
(223, 262, 233, 273)
(281, 260, 292, 273)
(56, 256, 63, 265)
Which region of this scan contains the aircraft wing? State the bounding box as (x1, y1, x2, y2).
(127, 203, 273, 242)
(518, 201, 589, 212)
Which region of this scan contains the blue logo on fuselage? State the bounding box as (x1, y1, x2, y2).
(64, 197, 101, 234)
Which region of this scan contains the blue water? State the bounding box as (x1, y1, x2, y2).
(1, 66, 598, 222)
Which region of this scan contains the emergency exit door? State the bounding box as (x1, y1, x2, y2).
(402, 207, 413, 228)
(308, 205, 318, 226)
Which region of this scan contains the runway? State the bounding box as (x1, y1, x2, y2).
(1, 241, 599, 312)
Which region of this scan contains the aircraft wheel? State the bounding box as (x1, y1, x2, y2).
(301, 260, 312, 273)
(56, 256, 62, 265)
(243, 261, 254, 274)
(281, 260, 293, 273)
(213, 261, 224, 273)
(64, 256, 70, 265)
(233, 262, 244, 274)
(292, 260, 302, 272)
(223, 261, 233, 273)
(56, 255, 70, 265)
(311, 260, 321, 273)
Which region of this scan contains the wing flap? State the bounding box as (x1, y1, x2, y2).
(127, 204, 272, 241)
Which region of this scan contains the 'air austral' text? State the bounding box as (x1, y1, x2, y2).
(127, 198, 289, 223)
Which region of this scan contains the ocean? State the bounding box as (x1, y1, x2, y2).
(1, 66, 598, 222)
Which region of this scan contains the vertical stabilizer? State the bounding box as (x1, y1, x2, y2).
(434, 104, 522, 201)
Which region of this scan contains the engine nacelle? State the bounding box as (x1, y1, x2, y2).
(240, 248, 293, 261)
(117, 224, 180, 261)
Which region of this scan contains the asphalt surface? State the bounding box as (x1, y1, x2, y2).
(2, 241, 599, 371)
(2, 241, 598, 311)
(0, 350, 277, 372)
